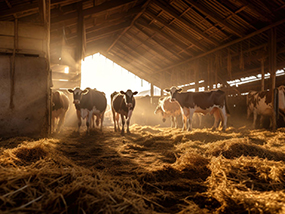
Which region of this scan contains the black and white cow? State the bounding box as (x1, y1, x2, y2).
(246, 85, 285, 128)
(111, 90, 138, 135)
(68, 87, 107, 133)
(165, 86, 229, 131)
(51, 90, 69, 133)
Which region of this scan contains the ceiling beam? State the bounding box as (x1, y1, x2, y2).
(106, 0, 151, 52)
(134, 23, 186, 61)
(144, 10, 208, 52)
(153, 0, 219, 46)
(183, 0, 245, 38)
(157, 17, 285, 73)
(136, 20, 194, 57)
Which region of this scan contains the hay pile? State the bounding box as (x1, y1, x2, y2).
(1, 126, 285, 213)
(0, 139, 148, 213)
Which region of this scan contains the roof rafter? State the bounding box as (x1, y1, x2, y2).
(154, 0, 220, 46)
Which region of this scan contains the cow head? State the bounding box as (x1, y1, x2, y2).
(120, 90, 138, 109)
(67, 87, 89, 105)
(164, 86, 182, 102)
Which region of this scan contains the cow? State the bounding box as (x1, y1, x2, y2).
(154, 96, 182, 128)
(165, 86, 229, 131)
(111, 90, 138, 135)
(67, 87, 107, 133)
(154, 96, 204, 128)
(51, 90, 69, 133)
(246, 85, 285, 129)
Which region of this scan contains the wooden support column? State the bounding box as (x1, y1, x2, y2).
(76, 2, 84, 86)
(260, 58, 265, 91)
(269, 27, 277, 131)
(38, 0, 51, 134)
(194, 60, 199, 92)
(9, 18, 18, 109)
(150, 83, 154, 104)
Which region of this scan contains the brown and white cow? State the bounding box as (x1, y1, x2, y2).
(111, 90, 138, 135)
(154, 96, 204, 128)
(165, 86, 229, 131)
(246, 85, 285, 128)
(51, 90, 69, 133)
(68, 87, 107, 133)
(154, 96, 182, 128)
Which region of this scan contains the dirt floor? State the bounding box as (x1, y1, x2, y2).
(1, 123, 285, 213)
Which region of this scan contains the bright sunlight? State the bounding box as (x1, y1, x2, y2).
(81, 53, 161, 104)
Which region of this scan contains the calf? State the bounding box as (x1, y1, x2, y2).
(68, 87, 107, 133)
(165, 86, 229, 131)
(51, 90, 69, 133)
(111, 90, 138, 135)
(246, 85, 285, 128)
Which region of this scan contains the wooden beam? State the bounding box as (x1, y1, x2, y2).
(269, 27, 277, 131)
(107, 0, 151, 52)
(134, 23, 185, 61)
(144, 10, 208, 52)
(136, 20, 193, 57)
(184, 0, 245, 37)
(83, 0, 135, 17)
(38, 0, 46, 24)
(86, 20, 131, 42)
(154, 0, 219, 46)
(126, 30, 177, 64)
(156, 17, 285, 73)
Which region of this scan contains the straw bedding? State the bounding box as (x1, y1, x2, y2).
(1, 126, 285, 213)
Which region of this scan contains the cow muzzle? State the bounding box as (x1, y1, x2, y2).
(73, 100, 80, 105)
(126, 103, 133, 108)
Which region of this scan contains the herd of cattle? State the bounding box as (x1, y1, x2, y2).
(51, 85, 285, 134)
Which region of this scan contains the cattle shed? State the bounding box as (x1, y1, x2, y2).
(1, 0, 285, 136)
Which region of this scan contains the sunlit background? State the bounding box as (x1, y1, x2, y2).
(81, 53, 161, 104)
(80, 53, 285, 105)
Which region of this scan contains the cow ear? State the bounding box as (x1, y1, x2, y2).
(133, 91, 138, 95)
(82, 89, 89, 94)
(67, 89, 74, 93)
(178, 88, 183, 92)
(120, 91, 125, 94)
(164, 88, 170, 92)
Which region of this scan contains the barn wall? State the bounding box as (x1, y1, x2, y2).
(0, 55, 49, 137)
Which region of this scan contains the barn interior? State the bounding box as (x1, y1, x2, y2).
(1, 0, 285, 134)
(3, 1, 285, 213)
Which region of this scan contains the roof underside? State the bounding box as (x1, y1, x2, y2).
(1, 0, 285, 93)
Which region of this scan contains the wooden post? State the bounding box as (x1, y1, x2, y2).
(9, 18, 18, 109)
(195, 60, 199, 92)
(269, 27, 277, 131)
(261, 58, 265, 91)
(77, 2, 84, 87)
(150, 83, 154, 104)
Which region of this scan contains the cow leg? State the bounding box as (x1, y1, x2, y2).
(116, 113, 120, 131)
(56, 112, 66, 133)
(126, 110, 133, 134)
(182, 115, 187, 131)
(212, 109, 221, 131)
(76, 110, 82, 133)
(100, 111, 105, 131)
(86, 111, 93, 134)
(173, 116, 178, 129)
(121, 114, 125, 135)
(253, 111, 258, 128)
(112, 109, 117, 132)
(220, 107, 227, 131)
(187, 109, 194, 131)
(170, 116, 174, 128)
